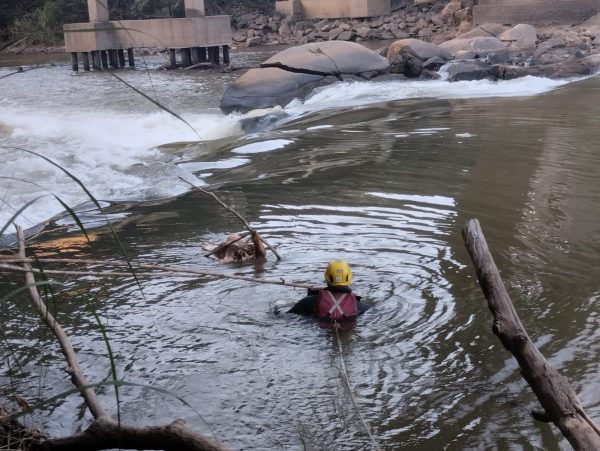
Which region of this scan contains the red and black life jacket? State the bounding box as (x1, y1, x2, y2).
(315, 290, 358, 321)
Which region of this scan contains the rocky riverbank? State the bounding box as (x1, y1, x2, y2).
(220, 2, 600, 114)
(4, 0, 599, 89)
(230, 1, 466, 48)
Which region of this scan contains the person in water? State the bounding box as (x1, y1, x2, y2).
(289, 260, 370, 320)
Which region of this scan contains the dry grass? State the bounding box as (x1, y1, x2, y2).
(0, 404, 45, 451)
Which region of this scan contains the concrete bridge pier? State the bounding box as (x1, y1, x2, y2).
(117, 49, 125, 68)
(169, 49, 177, 69)
(100, 51, 108, 69)
(92, 51, 101, 70)
(127, 48, 135, 67)
(64, 1, 232, 72)
(163, 45, 230, 69)
(223, 45, 230, 64)
(181, 48, 192, 67)
(82, 52, 90, 71)
(108, 50, 118, 69)
(70, 53, 78, 71)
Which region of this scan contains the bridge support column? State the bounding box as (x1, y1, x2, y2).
(169, 49, 177, 69)
(127, 48, 135, 67)
(100, 50, 109, 69)
(211, 46, 220, 65)
(108, 49, 118, 69)
(82, 52, 90, 71)
(118, 49, 125, 68)
(222, 45, 230, 64)
(91, 51, 101, 70)
(71, 53, 79, 71)
(181, 48, 192, 67)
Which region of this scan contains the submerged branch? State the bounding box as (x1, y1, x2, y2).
(462, 218, 600, 449)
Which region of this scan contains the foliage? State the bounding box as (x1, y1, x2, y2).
(204, 0, 274, 16)
(9, 0, 88, 44)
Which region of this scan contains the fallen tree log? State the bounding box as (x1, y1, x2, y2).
(462, 218, 600, 449)
(32, 418, 223, 451)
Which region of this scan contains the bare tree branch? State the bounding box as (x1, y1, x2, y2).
(1, 258, 316, 290)
(16, 226, 108, 421)
(13, 225, 229, 451)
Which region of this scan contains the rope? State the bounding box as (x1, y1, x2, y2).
(334, 325, 381, 451)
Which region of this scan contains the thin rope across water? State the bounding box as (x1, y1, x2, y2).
(334, 325, 381, 451)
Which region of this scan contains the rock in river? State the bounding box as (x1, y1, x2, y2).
(220, 41, 390, 114)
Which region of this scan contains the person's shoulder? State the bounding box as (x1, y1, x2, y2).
(307, 287, 320, 296)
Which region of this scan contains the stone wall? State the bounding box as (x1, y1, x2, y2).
(276, 0, 391, 19)
(473, 0, 600, 25)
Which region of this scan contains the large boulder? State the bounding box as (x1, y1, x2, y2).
(220, 41, 390, 114)
(262, 41, 389, 77)
(461, 23, 507, 38)
(581, 14, 600, 27)
(440, 36, 506, 56)
(445, 60, 493, 81)
(491, 60, 592, 80)
(387, 38, 452, 77)
(388, 38, 452, 61)
(499, 24, 538, 52)
(220, 68, 338, 114)
(583, 53, 600, 69)
(532, 46, 584, 66)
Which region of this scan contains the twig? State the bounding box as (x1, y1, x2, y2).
(183, 62, 214, 70)
(204, 232, 250, 257)
(179, 178, 282, 260)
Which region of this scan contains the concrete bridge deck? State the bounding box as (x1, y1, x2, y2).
(64, 16, 231, 53)
(63, 0, 232, 71)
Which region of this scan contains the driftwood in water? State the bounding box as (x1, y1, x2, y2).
(13, 225, 228, 451)
(179, 178, 281, 260)
(462, 218, 600, 449)
(201, 232, 264, 263)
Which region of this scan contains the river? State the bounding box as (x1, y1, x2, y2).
(1, 47, 599, 450)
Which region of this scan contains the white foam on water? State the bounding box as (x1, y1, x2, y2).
(177, 157, 250, 172)
(0, 107, 242, 230)
(231, 139, 293, 154)
(0, 72, 581, 232)
(289, 76, 572, 112)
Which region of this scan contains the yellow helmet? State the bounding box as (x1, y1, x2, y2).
(324, 260, 352, 286)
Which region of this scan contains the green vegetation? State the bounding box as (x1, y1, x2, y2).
(1, 0, 274, 46)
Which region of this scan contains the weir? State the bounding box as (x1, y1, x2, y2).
(63, 0, 232, 71)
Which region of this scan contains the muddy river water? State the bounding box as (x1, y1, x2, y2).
(1, 48, 599, 449)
